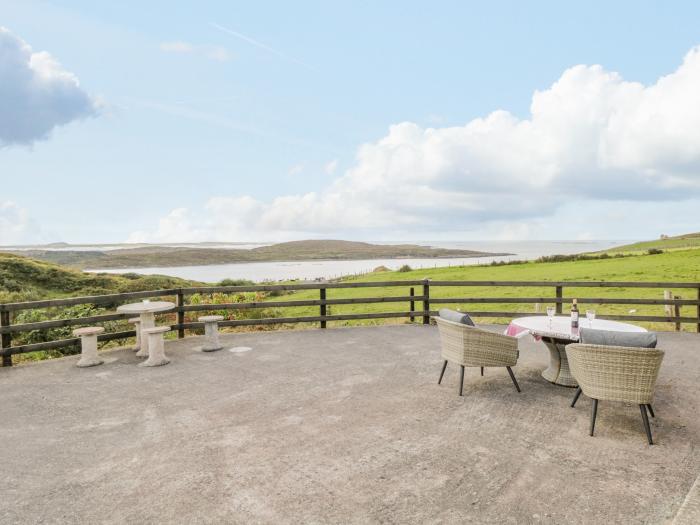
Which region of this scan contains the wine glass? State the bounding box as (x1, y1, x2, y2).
(546, 306, 555, 328)
(586, 310, 596, 327)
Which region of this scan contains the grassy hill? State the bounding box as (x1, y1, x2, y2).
(13, 239, 508, 269)
(0, 252, 199, 304)
(600, 232, 700, 254)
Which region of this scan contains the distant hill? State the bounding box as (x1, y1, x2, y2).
(0, 252, 199, 303)
(602, 232, 700, 253)
(9, 239, 510, 270)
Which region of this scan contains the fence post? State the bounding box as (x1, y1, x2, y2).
(697, 287, 700, 333)
(674, 295, 681, 332)
(423, 279, 430, 325)
(555, 286, 563, 315)
(409, 287, 415, 322)
(663, 290, 674, 317)
(1, 310, 12, 367)
(176, 291, 185, 339)
(320, 287, 327, 329)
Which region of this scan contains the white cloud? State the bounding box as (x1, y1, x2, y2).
(324, 159, 338, 175)
(128, 208, 202, 243)
(0, 27, 99, 147)
(288, 163, 304, 176)
(0, 201, 45, 245)
(159, 41, 231, 62)
(131, 46, 700, 242)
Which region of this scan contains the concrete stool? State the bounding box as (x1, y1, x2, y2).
(128, 317, 141, 352)
(140, 326, 170, 367)
(73, 326, 105, 368)
(198, 315, 224, 352)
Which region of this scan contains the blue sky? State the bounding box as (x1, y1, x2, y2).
(2, 0, 700, 244)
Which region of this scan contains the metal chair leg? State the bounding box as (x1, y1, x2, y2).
(506, 366, 521, 393)
(438, 360, 448, 385)
(589, 399, 598, 436)
(480, 367, 484, 376)
(459, 365, 465, 396)
(571, 387, 582, 408)
(640, 404, 653, 445)
(646, 404, 655, 418)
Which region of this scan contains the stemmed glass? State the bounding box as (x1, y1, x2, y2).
(586, 310, 596, 327)
(546, 306, 555, 329)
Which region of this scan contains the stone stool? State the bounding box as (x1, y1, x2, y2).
(128, 317, 141, 352)
(198, 315, 224, 352)
(140, 326, 170, 367)
(73, 326, 105, 368)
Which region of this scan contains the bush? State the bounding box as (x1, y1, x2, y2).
(218, 278, 254, 287)
(647, 248, 664, 255)
(398, 264, 413, 272)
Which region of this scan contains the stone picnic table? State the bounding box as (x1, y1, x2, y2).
(116, 300, 175, 358)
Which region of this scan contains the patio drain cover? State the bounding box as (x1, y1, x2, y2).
(229, 346, 253, 353)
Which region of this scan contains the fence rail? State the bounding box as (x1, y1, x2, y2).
(2, 280, 699, 366)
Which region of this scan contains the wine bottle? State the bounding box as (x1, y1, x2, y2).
(570, 298, 579, 329)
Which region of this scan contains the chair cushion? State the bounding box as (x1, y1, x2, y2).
(579, 328, 657, 348)
(438, 308, 475, 326)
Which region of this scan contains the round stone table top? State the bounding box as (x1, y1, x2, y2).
(117, 301, 175, 315)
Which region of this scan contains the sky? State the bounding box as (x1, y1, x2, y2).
(1, 0, 700, 245)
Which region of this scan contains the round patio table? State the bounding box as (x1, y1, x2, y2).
(505, 316, 647, 387)
(117, 301, 175, 358)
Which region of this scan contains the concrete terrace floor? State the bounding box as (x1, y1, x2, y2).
(1, 325, 699, 524)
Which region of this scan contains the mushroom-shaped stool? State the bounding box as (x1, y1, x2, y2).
(198, 315, 225, 352)
(140, 326, 171, 367)
(73, 326, 105, 368)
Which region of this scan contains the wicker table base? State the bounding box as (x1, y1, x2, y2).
(540, 337, 578, 387)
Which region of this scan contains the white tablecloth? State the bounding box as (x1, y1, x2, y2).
(505, 315, 646, 341)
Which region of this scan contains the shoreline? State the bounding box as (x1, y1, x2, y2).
(82, 252, 514, 271)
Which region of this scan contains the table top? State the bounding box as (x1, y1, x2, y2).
(117, 301, 175, 315)
(507, 315, 646, 341)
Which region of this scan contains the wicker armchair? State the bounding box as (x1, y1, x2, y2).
(434, 317, 520, 396)
(566, 343, 664, 445)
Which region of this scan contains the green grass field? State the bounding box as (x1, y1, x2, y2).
(262, 248, 700, 332)
(601, 232, 700, 253)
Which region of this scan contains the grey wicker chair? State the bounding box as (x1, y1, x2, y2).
(566, 343, 664, 445)
(434, 317, 520, 396)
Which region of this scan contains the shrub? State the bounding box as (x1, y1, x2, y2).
(647, 248, 664, 255)
(218, 278, 254, 287)
(398, 264, 413, 272)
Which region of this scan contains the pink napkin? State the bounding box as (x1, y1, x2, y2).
(505, 322, 542, 341)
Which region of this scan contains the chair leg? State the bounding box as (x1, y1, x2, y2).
(506, 366, 521, 393)
(589, 399, 598, 436)
(571, 387, 582, 408)
(646, 404, 655, 418)
(459, 365, 465, 396)
(640, 404, 653, 445)
(438, 360, 448, 385)
(480, 367, 484, 376)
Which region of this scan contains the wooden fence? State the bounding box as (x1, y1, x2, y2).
(2, 280, 699, 366)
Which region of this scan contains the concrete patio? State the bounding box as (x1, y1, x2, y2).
(1, 324, 699, 524)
